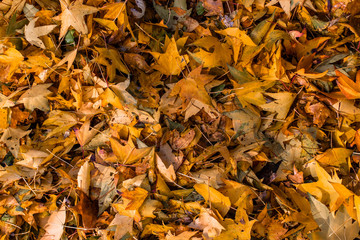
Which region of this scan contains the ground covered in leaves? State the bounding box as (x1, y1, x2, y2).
(1, 0, 360, 239)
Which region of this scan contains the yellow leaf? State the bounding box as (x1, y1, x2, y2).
(99, 87, 124, 110)
(315, 148, 353, 167)
(139, 199, 163, 219)
(121, 187, 148, 210)
(93, 18, 118, 31)
(298, 161, 341, 212)
(54, 49, 77, 71)
(216, 28, 256, 46)
(194, 183, 231, 217)
(233, 80, 275, 108)
(190, 36, 232, 68)
(219, 179, 256, 207)
(214, 218, 256, 240)
(296, 68, 328, 79)
(156, 153, 176, 182)
(170, 66, 214, 106)
(259, 92, 296, 119)
(141, 224, 174, 238)
(113, 198, 141, 222)
(94, 47, 129, 81)
(0, 108, 9, 129)
(110, 137, 152, 164)
(0, 47, 23, 81)
(150, 37, 189, 75)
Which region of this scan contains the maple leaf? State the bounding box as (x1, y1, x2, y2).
(156, 153, 176, 182)
(189, 36, 232, 68)
(0, 47, 23, 82)
(336, 70, 360, 99)
(0, 127, 31, 158)
(216, 28, 256, 63)
(232, 79, 275, 109)
(201, 0, 224, 16)
(17, 83, 52, 112)
(17, 150, 49, 169)
(170, 66, 214, 106)
(91, 163, 117, 213)
(54, 49, 77, 71)
(94, 47, 129, 81)
(150, 37, 189, 75)
(73, 189, 99, 228)
(214, 219, 256, 240)
(74, 119, 104, 147)
(309, 195, 360, 240)
(189, 210, 225, 239)
(110, 137, 153, 164)
(77, 160, 92, 196)
(53, 0, 98, 39)
(40, 200, 66, 240)
(266, 0, 316, 17)
(24, 17, 56, 49)
(121, 187, 148, 210)
(194, 184, 231, 217)
(260, 92, 296, 119)
(107, 214, 133, 239)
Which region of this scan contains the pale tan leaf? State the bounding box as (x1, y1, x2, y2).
(40, 201, 66, 240)
(77, 160, 92, 196)
(17, 83, 52, 112)
(24, 17, 56, 49)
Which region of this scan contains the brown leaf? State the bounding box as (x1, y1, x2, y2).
(73, 190, 99, 229)
(169, 129, 195, 151)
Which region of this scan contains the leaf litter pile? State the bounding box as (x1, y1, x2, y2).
(2, 0, 360, 239)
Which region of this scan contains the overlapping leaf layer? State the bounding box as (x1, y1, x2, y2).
(1, 0, 360, 239)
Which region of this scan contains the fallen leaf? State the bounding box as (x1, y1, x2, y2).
(40, 200, 66, 240)
(336, 69, 360, 99)
(315, 148, 353, 167)
(150, 37, 189, 75)
(0, 47, 23, 82)
(24, 17, 56, 49)
(309, 194, 360, 240)
(121, 187, 148, 210)
(189, 210, 225, 239)
(107, 213, 133, 240)
(17, 150, 48, 169)
(94, 47, 129, 81)
(73, 189, 98, 229)
(53, 0, 98, 39)
(0, 127, 31, 158)
(194, 183, 231, 217)
(17, 83, 52, 112)
(156, 153, 176, 182)
(77, 160, 92, 196)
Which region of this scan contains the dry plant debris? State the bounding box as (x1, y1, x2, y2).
(1, 0, 360, 239)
